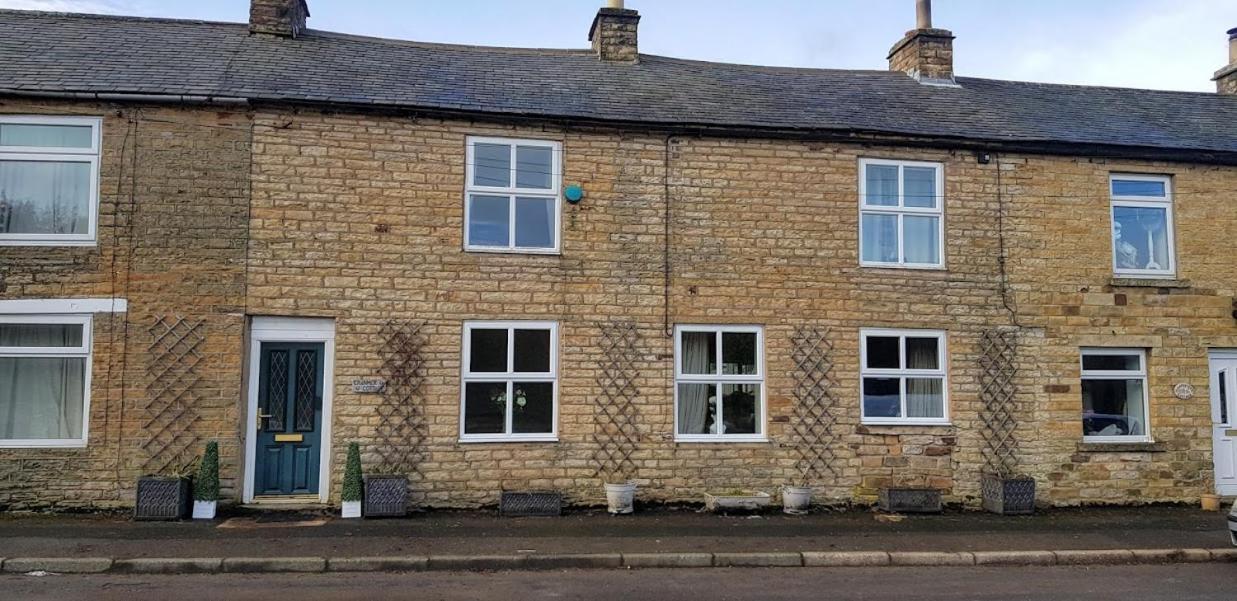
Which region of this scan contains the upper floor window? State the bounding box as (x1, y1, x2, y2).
(860, 329, 949, 425)
(1080, 348, 1150, 443)
(0, 116, 101, 246)
(464, 137, 561, 254)
(1110, 175, 1174, 278)
(859, 158, 944, 269)
(460, 321, 557, 442)
(674, 325, 765, 442)
(0, 314, 92, 448)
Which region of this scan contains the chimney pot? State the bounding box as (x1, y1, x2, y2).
(250, 0, 310, 38)
(1214, 27, 1237, 94)
(589, 4, 640, 63)
(916, 0, 932, 29)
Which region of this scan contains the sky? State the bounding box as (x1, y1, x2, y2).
(1, 0, 1235, 92)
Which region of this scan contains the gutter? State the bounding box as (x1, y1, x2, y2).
(0, 89, 248, 105)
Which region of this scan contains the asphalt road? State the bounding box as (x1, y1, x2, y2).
(3, 565, 1235, 601)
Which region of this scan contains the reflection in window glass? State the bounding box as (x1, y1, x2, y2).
(864, 165, 898, 206)
(472, 143, 510, 187)
(721, 384, 760, 434)
(515, 145, 553, 189)
(861, 213, 898, 263)
(468, 195, 509, 247)
(514, 197, 554, 248)
(903, 166, 937, 208)
(1111, 179, 1166, 197)
(0, 124, 93, 148)
(0, 160, 91, 235)
(1112, 206, 1169, 272)
(902, 215, 939, 264)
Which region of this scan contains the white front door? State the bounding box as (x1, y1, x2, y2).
(1210, 355, 1237, 496)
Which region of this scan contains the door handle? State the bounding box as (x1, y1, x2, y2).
(256, 412, 273, 430)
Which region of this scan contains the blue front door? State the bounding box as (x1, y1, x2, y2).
(255, 342, 324, 496)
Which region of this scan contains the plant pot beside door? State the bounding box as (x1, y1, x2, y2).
(192, 441, 221, 520)
(340, 442, 364, 518)
(981, 474, 1036, 515)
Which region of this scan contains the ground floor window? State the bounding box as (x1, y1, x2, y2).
(860, 329, 948, 425)
(674, 325, 765, 441)
(1080, 348, 1149, 442)
(0, 314, 91, 447)
(460, 321, 557, 442)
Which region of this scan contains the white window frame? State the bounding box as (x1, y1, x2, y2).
(858, 158, 945, 269)
(1080, 347, 1152, 444)
(459, 320, 558, 443)
(859, 328, 950, 426)
(673, 325, 767, 443)
(463, 136, 562, 254)
(0, 115, 102, 246)
(1109, 174, 1175, 279)
(0, 313, 92, 448)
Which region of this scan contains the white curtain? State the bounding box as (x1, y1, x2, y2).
(678, 334, 711, 434)
(906, 343, 942, 418)
(0, 160, 90, 235)
(0, 325, 85, 440)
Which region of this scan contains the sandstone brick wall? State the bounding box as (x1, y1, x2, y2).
(0, 99, 250, 510)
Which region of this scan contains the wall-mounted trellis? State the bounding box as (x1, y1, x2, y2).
(142, 314, 205, 474)
(978, 328, 1021, 477)
(790, 325, 839, 484)
(592, 320, 641, 482)
(374, 320, 428, 477)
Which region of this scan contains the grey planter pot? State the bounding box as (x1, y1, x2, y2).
(878, 487, 942, 513)
(982, 476, 1036, 515)
(134, 476, 191, 521)
(500, 491, 562, 517)
(363, 475, 408, 518)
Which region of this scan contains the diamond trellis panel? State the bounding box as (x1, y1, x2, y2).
(267, 350, 288, 431)
(592, 321, 641, 482)
(978, 328, 1021, 478)
(790, 325, 839, 484)
(142, 315, 205, 474)
(294, 350, 317, 432)
(374, 320, 428, 478)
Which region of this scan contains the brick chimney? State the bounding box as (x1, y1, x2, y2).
(589, 1, 640, 63)
(1214, 27, 1237, 95)
(250, 0, 310, 38)
(887, 0, 956, 85)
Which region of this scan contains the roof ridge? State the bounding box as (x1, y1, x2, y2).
(955, 75, 1234, 99)
(0, 7, 243, 28)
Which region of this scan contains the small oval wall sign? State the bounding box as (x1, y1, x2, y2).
(352, 378, 385, 394)
(1173, 383, 1194, 400)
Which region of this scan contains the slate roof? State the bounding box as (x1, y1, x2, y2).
(3, 9, 1237, 158)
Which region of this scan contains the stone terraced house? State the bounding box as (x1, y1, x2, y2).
(2, 0, 1237, 512)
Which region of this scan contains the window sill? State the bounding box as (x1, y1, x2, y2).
(1109, 277, 1190, 289)
(674, 436, 769, 444)
(860, 420, 953, 428)
(859, 263, 946, 272)
(458, 436, 558, 444)
(0, 440, 88, 449)
(0, 239, 98, 247)
(463, 246, 561, 256)
(1076, 441, 1166, 453)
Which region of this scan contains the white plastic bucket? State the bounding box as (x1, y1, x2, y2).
(605, 482, 637, 514)
(782, 485, 813, 514)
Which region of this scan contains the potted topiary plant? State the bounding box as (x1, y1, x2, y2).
(341, 442, 363, 518)
(191, 441, 220, 520)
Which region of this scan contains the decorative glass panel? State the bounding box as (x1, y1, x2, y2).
(511, 381, 553, 433)
(472, 143, 510, 187)
(861, 213, 898, 263)
(864, 164, 898, 206)
(0, 323, 83, 347)
(463, 382, 506, 434)
(515, 145, 552, 189)
(0, 356, 85, 440)
(1220, 371, 1229, 425)
(863, 377, 901, 418)
(0, 124, 93, 148)
(467, 194, 509, 247)
(677, 383, 716, 435)
(294, 350, 317, 432)
(903, 166, 937, 208)
(903, 215, 940, 264)
(1081, 378, 1146, 437)
(721, 383, 759, 434)
(513, 196, 554, 248)
(266, 350, 288, 431)
(680, 331, 717, 375)
(0, 160, 91, 235)
(1112, 206, 1169, 272)
(512, 329, 550, 373)
(469, 328, 508, 373)
(1111, 179, 1166, 197)
(721, 332, 757, 375)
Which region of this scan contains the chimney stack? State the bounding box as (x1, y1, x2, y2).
(888, 0, 956, 85)
(589, 1, 640, 63)
(250, 0, 310, 38)
(1215, 27, 1237, 95)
